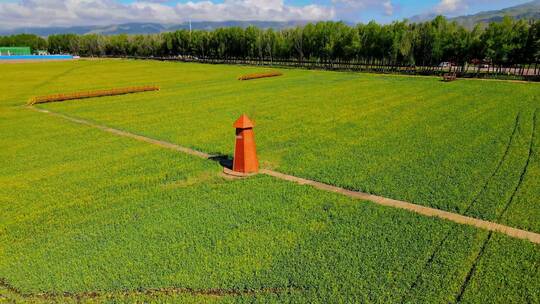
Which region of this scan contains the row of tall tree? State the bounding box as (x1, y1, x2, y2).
(0, 33, 48, 52)
(1, 16, 539, 65)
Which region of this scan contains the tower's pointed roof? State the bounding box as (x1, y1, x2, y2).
(233, 114, 255, 129)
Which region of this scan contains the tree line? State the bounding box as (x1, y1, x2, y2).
(1, 16, 539, 65)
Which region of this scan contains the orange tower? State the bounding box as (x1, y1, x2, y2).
(232, 114, 259, 174)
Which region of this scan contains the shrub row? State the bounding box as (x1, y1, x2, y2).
(28, 85, 160, 105)
(238, 72, 283, 81)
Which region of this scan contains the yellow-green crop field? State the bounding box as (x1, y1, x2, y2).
(0, 59, 538, 303)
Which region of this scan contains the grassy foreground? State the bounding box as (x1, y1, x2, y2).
(0, 60, 538, 303)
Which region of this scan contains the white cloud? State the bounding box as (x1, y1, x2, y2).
(435, 0, 467, 14)
(382, 1, 393, 16)
(173, 0, 333, 22)
(0, 0, 335, 29)
(332, 0, 395, 17)
(432, 0, 524, 15)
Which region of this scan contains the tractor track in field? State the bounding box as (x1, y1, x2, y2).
(454, 109, 538, 303)
(497, 109, 537, 220)
(5, 65, 86, 108)
(401, 113, 523, 303)
(454, 231, 493, 303)
(32, 64, 85, 91)
(0, 278, 301, 301)
(399, 231, 452, 303)
(463, 113, 521, 215)
(26, 106, 540, 245)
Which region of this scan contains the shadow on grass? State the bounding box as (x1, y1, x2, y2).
(208, 155, 233, 170)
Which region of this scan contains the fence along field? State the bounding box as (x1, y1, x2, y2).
(1, 60, 539, 303)
(124, 56, 540, 81)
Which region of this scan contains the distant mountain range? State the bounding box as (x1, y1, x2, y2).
(2, 1, 540, 36)
(0, 21, 309, 36)
(411, 0, 540, 26)
(451, 0, 540, 27)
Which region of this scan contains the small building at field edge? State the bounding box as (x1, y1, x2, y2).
(0, 47, 31, 56)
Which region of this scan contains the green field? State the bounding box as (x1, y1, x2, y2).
(1, 59, 539, 303)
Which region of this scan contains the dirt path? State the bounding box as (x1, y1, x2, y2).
(260, 169, 540, 244)
(29, 107, 540, 245)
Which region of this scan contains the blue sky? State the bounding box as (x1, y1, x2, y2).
(0, 0, 533, 29)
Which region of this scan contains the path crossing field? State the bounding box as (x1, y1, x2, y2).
(30, 106, 540, 244)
